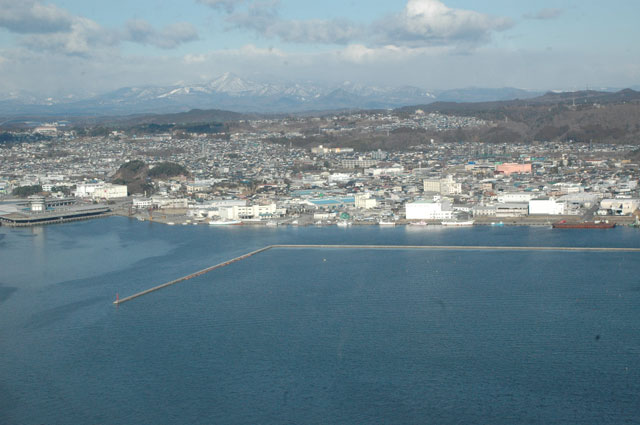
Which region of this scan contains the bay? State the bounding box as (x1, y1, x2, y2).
(1, 217, 639, 424)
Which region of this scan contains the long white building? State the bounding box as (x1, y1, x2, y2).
(406, 199, 453, 220)
(219, 204, 286, 220)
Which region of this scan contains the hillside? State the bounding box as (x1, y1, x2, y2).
(397, 89, 640, 144)
(112, 160, 189, 195)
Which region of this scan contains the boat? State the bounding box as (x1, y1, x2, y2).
(209, 220, 242, 225)
(337, 221, 352, 227)
(409, 221, 428, 226)
(166, 222, 175, 225)
(491, 221, 504, 226)
(379, 221, 396, 226)
(552, 220, 615, 229)
(266, 221, 278, 226)
(441, 220, 474, 227)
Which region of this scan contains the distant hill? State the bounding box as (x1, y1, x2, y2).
(397, 89, 640, 144)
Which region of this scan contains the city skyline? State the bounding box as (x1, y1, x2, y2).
(0, 0, 639, 96)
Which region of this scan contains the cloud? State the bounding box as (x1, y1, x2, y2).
(524, 8, 563, 20)
(3, 1, 198, 56)
(0, 0, 73, 34)
(373, 0, 513, 48)
(197, 0, 247, 13)
(21, 17, 118, 56)
(124, 20, 199, 49)
(228, 5, 363, 45)
(225, 0, 511, 49)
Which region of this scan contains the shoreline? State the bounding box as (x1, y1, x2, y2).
(112, 209, 637, 228)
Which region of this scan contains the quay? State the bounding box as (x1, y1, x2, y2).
(114, 244, 640, 305)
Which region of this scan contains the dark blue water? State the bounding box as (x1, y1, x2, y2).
(1, 217, 639, 424)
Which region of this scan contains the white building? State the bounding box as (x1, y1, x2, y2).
(529, 199, 566, 215)
(405, 199, 453, 220)
(133, 197, 153, 209)
(74, 182, 104, 198)
(92, 184, 128, 200)
(495, 203, 529, 217)
(497, 192, 534, 204)
(151, 197, 188, 209)
(423, 175, 462, 195)
(599, 199, 640, 215)
(355, 193, 377, 209)
(219, 204, 285, 220)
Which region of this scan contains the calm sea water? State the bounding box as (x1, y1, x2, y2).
(1, 217, 639, 424)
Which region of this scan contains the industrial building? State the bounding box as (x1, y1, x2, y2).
(405, 199, 453, 220)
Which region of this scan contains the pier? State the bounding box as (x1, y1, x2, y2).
(114, 244, 640, 305)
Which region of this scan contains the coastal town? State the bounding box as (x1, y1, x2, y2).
(1, 110, 639, 228)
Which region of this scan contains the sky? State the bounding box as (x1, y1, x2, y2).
(0, 0, 639, 96)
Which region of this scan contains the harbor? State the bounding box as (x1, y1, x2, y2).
(114, 243, 640, 305)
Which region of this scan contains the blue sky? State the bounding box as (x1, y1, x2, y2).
(0, 0, 639, 96)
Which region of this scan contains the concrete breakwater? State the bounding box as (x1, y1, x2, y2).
(114, 244, 640, 305)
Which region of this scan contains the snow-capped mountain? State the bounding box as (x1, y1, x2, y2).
(0, 73, 539, 116)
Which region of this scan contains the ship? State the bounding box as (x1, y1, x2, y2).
(441, 220, 474, 227)
(409, 221, 428, 226)
(378, 220, 396, 226)
(552, 220, 615, 229)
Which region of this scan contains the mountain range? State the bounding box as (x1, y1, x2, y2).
(0, 73, 545, 117)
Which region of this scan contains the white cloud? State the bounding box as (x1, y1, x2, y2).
(0, 0, 73, 34)
(21, 17, 118, 56)
(4, 0, 198, 56)
(124, 20, 199, 49)
(224, 0, 511, 49)
(373, 0, 513, 48)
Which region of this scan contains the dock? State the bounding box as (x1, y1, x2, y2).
(114, 244, 640, 305)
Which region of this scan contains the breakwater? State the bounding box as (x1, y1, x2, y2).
(114, 244, 640, 305)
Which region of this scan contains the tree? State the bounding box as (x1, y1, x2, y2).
(12, 185, 42, 197)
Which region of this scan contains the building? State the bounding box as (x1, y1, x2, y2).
(529, 199, 566, 215)
(91, 184, 128, 200)
(133, 197, 153, 209)
(472, 205, 497, 217)
(405, 199, 453, 220)
(355, 193, 377, 209)
(219, 204, 285, 220)
(599, 199, 640, 215)
(495, 203, 529, 217)
(498, 192, 533, 203)
(423, 175, 461, 195)
(74, 182, 104, 198)
(495, 163, 532, 176)
(341, 159, 379, 169)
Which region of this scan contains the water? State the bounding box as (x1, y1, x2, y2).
(1, 217, 639, 424)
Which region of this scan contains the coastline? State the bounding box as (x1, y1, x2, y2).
(112, 209, 637, 228)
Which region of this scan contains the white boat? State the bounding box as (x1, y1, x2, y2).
(209, 220, 242, 225)
(265, 221, 278, 226)
(166, 222, 175, 226)
(378, 221, 396, 226)
(410, 221, 428, 226)
(441, 220, 474, 227)
(336, 221, 352, 227)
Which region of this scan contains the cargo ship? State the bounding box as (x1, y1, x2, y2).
(552, 220, 615, 229)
